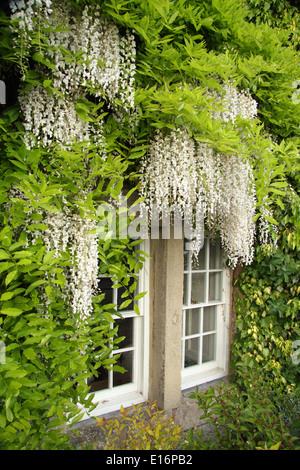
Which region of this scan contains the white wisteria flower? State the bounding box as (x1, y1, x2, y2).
(140, 129, 257, 267)
(209, 83, 258, 123)
(41, 209, 99, 321)
(12, 2, 137, 150)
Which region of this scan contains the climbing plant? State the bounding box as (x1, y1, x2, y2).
(0, 0, 299, 449)
(0, 0, 146, 449)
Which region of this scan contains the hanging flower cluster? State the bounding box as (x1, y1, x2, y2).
(42, 210, 99, 321)
(140, 128, 256, 266)
(140, 128, 197, 216)
(197, 148, 256, 266)
(18, 86, 98, 150)
(258, 195, 279, 250)
(139, 84, 261, 266)
(11, 1, 136, 149)
(210, 84, 258, 123)
(9, 1, 137, 320)
(5, 185, 99, 321)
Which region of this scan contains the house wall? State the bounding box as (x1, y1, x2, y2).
(148, 229, 184, 410)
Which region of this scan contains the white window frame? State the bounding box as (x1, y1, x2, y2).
(181, 237, 230, 390)
(81, 240, 150, 419)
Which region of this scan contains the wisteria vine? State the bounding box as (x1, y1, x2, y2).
(9, 0, 275, 288)
(140, 86, 260, 267)
(9, 0, 137, 321)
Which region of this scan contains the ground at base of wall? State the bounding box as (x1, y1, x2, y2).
(67, 378, 227, 450)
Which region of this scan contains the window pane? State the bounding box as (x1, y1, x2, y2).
(113, 351, 133, 386)
(185, 308, 200, 336)
(183, 274, 189, 305)
(202, 334, 216, 363)
(184, 249, 189, 271)
(203, 306, 216, 332)
(208, 272, 221, 302)
(191, 273, 205, 304)
(209, 239, 222, 269)
(184, 337, 199, 367)
(115, 317, 133, 348)
(192, 249, 205, 271)
(88, 366, 109, 392)
(99, 277, 114, 304)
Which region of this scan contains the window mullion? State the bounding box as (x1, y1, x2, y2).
(182, 309, 186, 369)
(205, 240, 209, 304)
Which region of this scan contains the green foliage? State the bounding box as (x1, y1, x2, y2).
(0, 0, 299, 450)
(231, 183, 300, 388)
(0, 4, 146, 448)
(0, 108, 146, 449)
(245, 0, 299, 33)
(95, 401, 182, 450)
(98, 0, 299, 140)
(182, 370, 298, 450)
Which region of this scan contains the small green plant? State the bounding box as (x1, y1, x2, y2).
(95, 401, 182, 450)
(182, 370, 298, 450)
(256, 441, 281, 450)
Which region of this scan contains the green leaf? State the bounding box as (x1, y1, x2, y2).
(5, 369, 27, 378)
(0, 288, 25, 301)
(134, 291, 147, 301)
(1, 307, 23, 317)
(134, 304, 140, 316)
(13, 250, 34, 259)
(43, 250, 56, 264)
(119, 299, 133, 310)
(33, 52, 56, 70)
(6, 406, 13, 423)
(262, 348, 269, 357)
(25, 279, 47, 295)
(0, 414, 6, 428)
(5, 270, 18, 286)
(0, 250, 10, 260)
(26, 223, 49, 231)
(23, 348, 36, 361)
(264, 215, 278, 225)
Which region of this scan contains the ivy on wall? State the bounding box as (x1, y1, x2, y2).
(232, 184, 300, 388)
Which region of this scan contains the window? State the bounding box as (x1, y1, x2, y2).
(88, 278, 140, 393)
(84, 241, 150, 418)
(182, 237, 230, 389)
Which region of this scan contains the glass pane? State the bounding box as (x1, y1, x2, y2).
(209, 272, 221, 302)
(209, 239, 222, 269)
(185, 308, 200, 336)
(191, 273, 205, 304)
(184, 249, 189, 271)
(184, 337, 199, 367)
(202, 334, 216, 363)
(192, 245, 205, 270)
(99, 277, 114, 305)
(183, 274, 189, 305)
(115, 317, 133, 348)
(203, 306, 216, 332)
(88, 366, 109, 392)
(113, 351, 133, 386)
